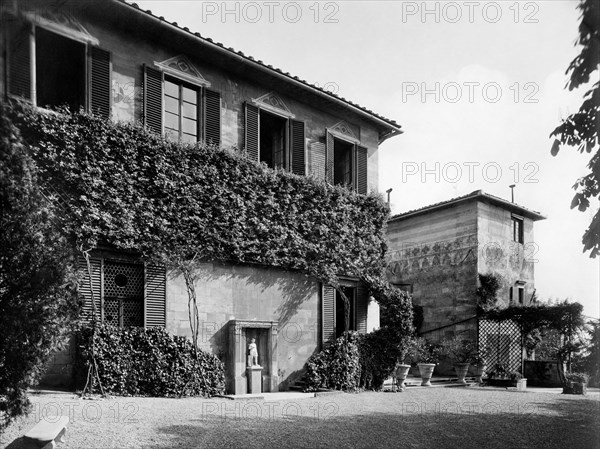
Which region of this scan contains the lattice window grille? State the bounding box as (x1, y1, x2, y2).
(478, 319, 523, 374)
(103, 260, 144, 328)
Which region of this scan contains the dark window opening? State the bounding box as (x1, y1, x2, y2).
(335, 286, 356, 338)
(518, 288, 524, 305)
(509, 286, 514, 303)
(36, 27, 86, 111)
(164, 77, 200, 144)
(333, 138, 354, 187)
(259, 110, 287, 169)
(512, 216, 524, 244)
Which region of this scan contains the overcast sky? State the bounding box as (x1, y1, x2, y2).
(136, 0, 599, 318)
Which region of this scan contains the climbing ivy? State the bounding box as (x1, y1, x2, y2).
(5, 102, 391, 292)
(2, 100, 415, 400)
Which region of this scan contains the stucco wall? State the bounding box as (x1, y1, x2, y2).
(386, 201, 479, 339)
(166, 263, 321, 390)
(476, 202, 536, 307)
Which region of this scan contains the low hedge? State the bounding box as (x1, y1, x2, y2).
(76, 324, 225, 397)
(304, 332, 361, 391)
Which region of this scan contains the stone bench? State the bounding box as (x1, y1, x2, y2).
(23, 416, 69, 449)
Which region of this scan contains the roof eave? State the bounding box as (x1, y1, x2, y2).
(115, 0, 403, 137)
(389, 191, 546, 222)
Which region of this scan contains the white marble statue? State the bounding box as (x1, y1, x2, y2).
(248, 338, 259, 367)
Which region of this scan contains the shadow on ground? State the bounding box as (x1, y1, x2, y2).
(144, 394, 600, 449)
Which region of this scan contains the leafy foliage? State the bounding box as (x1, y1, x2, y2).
(76, 324, 225, 397)
(581, 321, 600, 387)
(476, 273, 501, 312)
(550, 0, 600, 257)
(4, 102, 390, 289)
(483, 301, 586, 385)
(306, 287, 416, 391)
(0, 107, 81, 431)
(408, 338, 443, 364)
(305, 332, 362, 392)
(439, 335, 478, 364)
(359, 287, 415, 389)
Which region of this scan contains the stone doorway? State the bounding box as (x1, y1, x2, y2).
(227, 320, 279, 394)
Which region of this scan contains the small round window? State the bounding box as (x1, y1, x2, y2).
(115, 273, 128, 288)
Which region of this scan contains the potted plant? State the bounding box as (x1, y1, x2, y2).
(471, 345, 490, 384)
(394, 336, 417, 391)
(563, 372, 588, 395)
(413, 338, 441, 386)
(440, 337, 478, 385)
(486, 364, 526, 388)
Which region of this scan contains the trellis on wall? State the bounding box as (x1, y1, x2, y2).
(478, 318, 523, 374)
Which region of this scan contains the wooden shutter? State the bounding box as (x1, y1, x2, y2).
(90, 47, 111, 119)
(245, 103, 259, 161)
(356, 145, 368, 194)
(143, 65, 163, 134)
(325, 131, 334, 183)
(78, 256, 102, 323)
(290, 119, 305, 175)
(204, 88, 221, 146)
(322, 285, 335, 346)
(7, 21, 31, 100)
(309, 141, 326, 179)
(144, 264, 166, 327)
(356, 284, 368, 334)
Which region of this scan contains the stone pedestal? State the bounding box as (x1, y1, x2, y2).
(247, 366, 263, 394)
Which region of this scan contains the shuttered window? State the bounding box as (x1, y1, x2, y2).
(356, 285, 368, 334)
(322, 283, 369, 346)
(77, 256, 166, 328)
(78, 256, 102, 322)
(322, 285, 336, 346)
(143, 66, 221, 146)
(144, 65, 164, 135)
(326, 132, 335, 184)
(90, 47, 111, 119)
(204, 89, 221, 146)
(244, 103, 305, 175)
(145, 265, 167, 327)
(245, 102, 260, 161)
(356, 146, 368, 195)
(7, 22, 31, 100)
(290, 119, 306, 175)
(325, 131, 369, 193)
(6, 22, 111, 115)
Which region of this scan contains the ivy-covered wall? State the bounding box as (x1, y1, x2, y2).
(3, 102, 409, 390)
(5, 103, 389, 284)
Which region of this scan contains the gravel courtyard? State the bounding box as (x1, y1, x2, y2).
(2, 387, 599, 449)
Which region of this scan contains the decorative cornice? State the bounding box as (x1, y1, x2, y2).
(154, 55, 210, 87)
(228, 319, 279, 331)
(328, 121, 360, 144)
(252, 92, 294, 118)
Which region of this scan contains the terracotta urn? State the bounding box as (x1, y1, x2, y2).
(394, 364, 411, 391)
(417, 363, 436, 386)
(453, 362, 470, 384)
